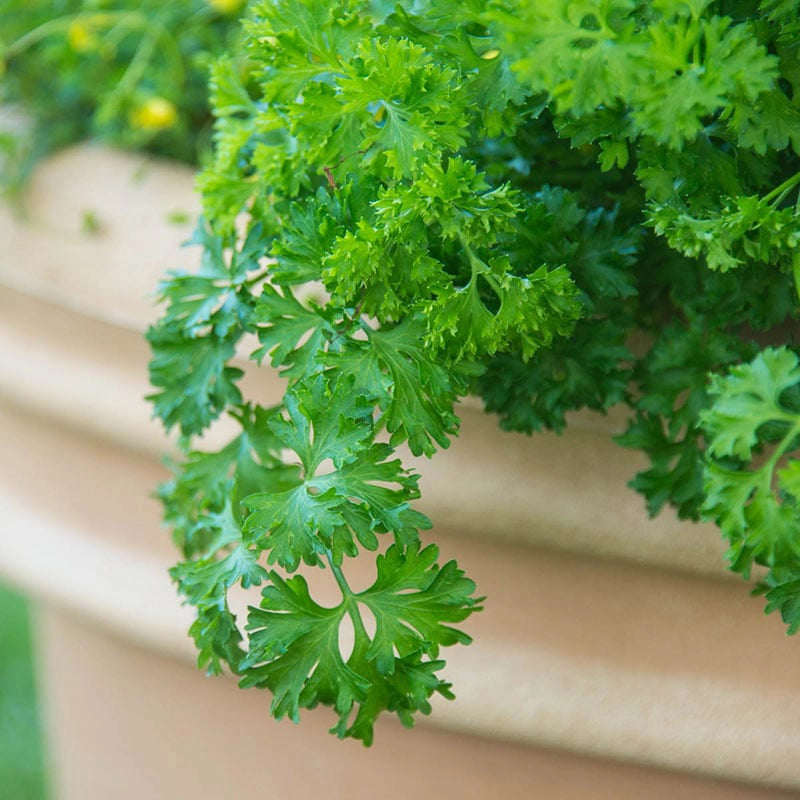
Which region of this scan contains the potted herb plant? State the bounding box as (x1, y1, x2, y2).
(147, 0, 800, 756)
(3, 1, 800, 797)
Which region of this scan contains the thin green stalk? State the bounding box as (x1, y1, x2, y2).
(326, 550, 369, 642)
(151, 20, 186, 85)
(109, 30, 158, 102)
(462, 237, 504, 299)
(4, 12, 125, 59)
(7, 10, 185, 98)
(103, 14, 185, 86)
(757, 419, 800, 495)
(793, 251, 800, 306)
(327, 551, 353, 598)
(764, 169, 800, 206)
(244, 268, 271, 287)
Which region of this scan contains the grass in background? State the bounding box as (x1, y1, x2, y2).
(0, 581, 47, 800)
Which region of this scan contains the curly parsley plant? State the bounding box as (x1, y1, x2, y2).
(147, 0, 800, 742)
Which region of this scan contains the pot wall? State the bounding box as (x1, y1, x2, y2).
(36, 607, 799, 800)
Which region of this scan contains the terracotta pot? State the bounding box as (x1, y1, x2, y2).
(2, 145, 800, 799)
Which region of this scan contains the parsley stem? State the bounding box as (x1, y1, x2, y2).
(327, 551, 352, 597)
(793, 251, 800, 306)
(461, 238, 484, 279)
(462, 238, 504, 301)
(763, 169, 800, 206)
(326, 550, 369, 642)
(244, 268, 270, 287)
(756, 420, 800, 496)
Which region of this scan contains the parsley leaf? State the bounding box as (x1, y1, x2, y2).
(242, 543, 481, 745)
(147, 327, 244, 438)
(700, 348, 800, 582)
(243, 376, 430, 568)
(326, 316, 466, 456)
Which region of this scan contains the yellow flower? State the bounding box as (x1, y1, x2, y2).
(68, 20, 99, 53)
(207, 0, 245, 13)
(129, 97, 179, 132)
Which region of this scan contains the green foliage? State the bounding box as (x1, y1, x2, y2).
(648, 177, 800, 273)
(149, 0, 800, 742)
(0, 0, 246, 193)
(489, 0, 781, 149)
(0, 582, 47, 800)
(700, 348, 800, 628)
(478, 185, 639, 433)
(147, 222, 266, 437)
(241, 543, 478, 744)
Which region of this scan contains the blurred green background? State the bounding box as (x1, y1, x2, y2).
(0, 581, 48, 800)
